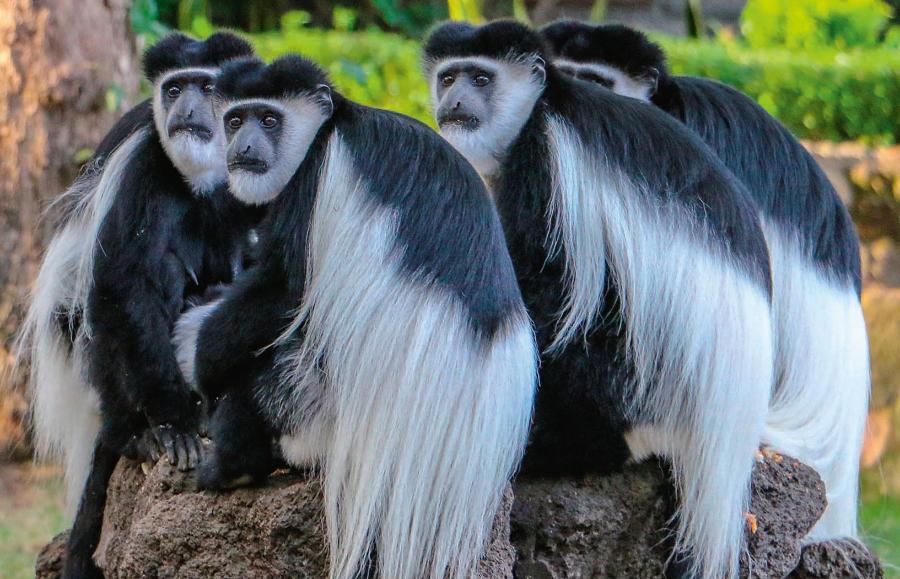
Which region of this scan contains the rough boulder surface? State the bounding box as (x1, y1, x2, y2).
(37, 451, 882, 578)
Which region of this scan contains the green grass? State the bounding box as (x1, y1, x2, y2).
(0, 463, 67, 579)
(861, 492, 900, 578)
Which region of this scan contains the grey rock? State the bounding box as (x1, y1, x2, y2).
(36, 452, 882, 578)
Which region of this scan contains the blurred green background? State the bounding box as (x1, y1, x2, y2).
(127, 0, 900, 143)
(2, 0, 899, 577)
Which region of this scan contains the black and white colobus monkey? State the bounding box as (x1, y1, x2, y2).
(424, 21, 775, 579)
(541, 21, 869, 543)
(174, 55, 538, 579)
(18, 32, 259, 578)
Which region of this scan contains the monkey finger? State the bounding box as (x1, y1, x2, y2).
(175, 435, 190, 471)
(150, 432, 166, 462)
(196, 435, 206, 462)
(160, 432, 177, 465)
(186, 436, 201, 469)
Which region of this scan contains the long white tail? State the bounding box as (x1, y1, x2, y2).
(763, 229, 869, 541)
(272, 135, 538, 579)
(547, 115, 774, 579)
(15, 128, 148, 513)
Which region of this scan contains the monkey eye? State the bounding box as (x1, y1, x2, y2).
(580, 72, 615, 89)
(261, 115, 279, 129)
(227, 115, 242, 130)
(202, 83, 215, 94)
(166, 85, 182, 99)
(473, 73, 491, 87)
(440, 73, 455, 87)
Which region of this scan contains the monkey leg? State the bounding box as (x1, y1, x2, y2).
(62, 439, 119, 579)
(197, 387, 277, 490)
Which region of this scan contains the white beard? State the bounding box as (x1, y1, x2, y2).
(161, 131, 228, 194)
(152, 67, 228, 195)
(440, 126, 502, 176)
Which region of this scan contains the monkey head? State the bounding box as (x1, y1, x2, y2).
(540, 21, 666, 101)
(424, 21, 547, 177)
(144, 32, 255, 193)
(216, 56, 334, 206)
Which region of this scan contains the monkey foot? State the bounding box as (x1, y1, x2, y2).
(196, 455, 269, 491)
(149, 425, 205, 472)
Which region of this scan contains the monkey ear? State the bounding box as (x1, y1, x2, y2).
(532, 55, 547, 84)
(641, 67, 660, 97)
(313, 84, 334, 117)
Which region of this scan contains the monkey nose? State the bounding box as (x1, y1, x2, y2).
(243, 144, 252, 154)
(186, 109, 194, 119)
(452, 101, 462, 111)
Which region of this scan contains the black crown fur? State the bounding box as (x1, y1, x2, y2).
(424, 20, 547, 65)
(143, 31, 255, 81)
(216, 55, 331, 100)
(540, 21, 668, 78)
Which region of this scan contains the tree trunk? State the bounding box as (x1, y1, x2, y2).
(0, 0, 139, 457)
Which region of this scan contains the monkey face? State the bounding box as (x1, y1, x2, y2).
(554, 60, 658, 101)
(160, 71, 218, 142)
(429, 56, 545, 177)
(153, 67, 228, 193)
(221, 88, 331, 206)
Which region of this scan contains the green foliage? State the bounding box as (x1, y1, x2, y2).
(741, 0, 893, 50)
(243, 20, 899, 143)
(130, 3, 899, 143)
(131, 0, 173, 41)
(659, 36, 900, 144)
(250, 13, 433, 125)
(371, 0, 447, 37)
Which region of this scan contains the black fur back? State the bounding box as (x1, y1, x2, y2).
(543, 69, 773, 292)
(338, 100, 522, 336)
(258, 91, 523, 340)
(540, 21, 861, 292)
(655, 76, 861, 292)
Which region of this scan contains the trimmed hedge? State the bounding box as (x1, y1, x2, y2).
(658, 37, 900, 145)
(198, 12, 899, 143)
(248, 14, 434, 126)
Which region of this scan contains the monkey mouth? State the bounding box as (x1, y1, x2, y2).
(439, 114, 480, 131)
(169, 123, 214, 141)
(228, 159, 269, 174)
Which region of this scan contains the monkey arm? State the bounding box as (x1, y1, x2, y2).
(194, 262, 297, 402)
(88, 248, 201, 426)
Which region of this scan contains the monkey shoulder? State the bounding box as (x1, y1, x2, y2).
(92, 99, 155, 166)
(544, 75, 772, 287)
(665, 75, 858, 287)
(334, 103, 523, 335)
(335, 103, 492, 211)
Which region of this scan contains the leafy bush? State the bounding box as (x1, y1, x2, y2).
(247, 12, 434, 125)
(741, 0, 893, 50)
(659, 37, 900, 144)
(176, 10, 899, 143)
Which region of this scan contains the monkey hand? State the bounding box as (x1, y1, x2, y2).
(149, 423, 206, 472)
